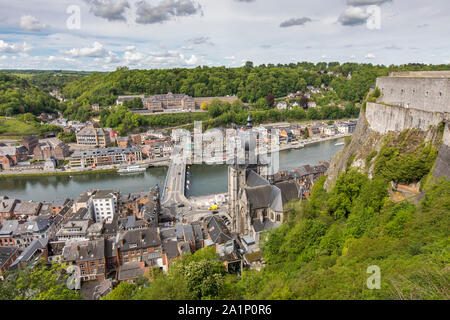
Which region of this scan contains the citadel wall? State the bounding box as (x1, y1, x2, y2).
(376, 76, 450, 113)
(365, 102, 448, 134)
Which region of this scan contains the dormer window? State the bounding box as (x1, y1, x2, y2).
(425, 91, 430, 96)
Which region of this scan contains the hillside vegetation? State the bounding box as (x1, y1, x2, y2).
(99, 165, 449, 300)
(0, 73, 59, 116)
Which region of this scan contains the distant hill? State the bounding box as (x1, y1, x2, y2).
(0, 73, 59, 116)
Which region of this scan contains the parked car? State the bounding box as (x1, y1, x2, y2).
(178, 203, 185, 208)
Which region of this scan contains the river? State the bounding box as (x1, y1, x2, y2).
(0, 138, 345, 201)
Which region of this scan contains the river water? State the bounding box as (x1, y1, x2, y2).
(0, 138, 345, 201)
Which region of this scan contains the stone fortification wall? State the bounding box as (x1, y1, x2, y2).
(366, 102, 448, 134)
(376, 76, 450, 113)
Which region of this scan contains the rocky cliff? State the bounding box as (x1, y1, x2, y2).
(325, 103, 449, 191)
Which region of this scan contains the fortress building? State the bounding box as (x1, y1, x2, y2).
(326, 71, 450, 189)
(227, 115, 301, 243)
(143, 93, 195, 113)
(367, 71, 449, 133)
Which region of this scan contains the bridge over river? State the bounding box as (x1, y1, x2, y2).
(161, 147, 190, 207)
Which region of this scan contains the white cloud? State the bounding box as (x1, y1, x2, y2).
(20, 15, 46, 31)
(136, 0, 203, 25)
(365, 53, 376, 59)
(84, 0, 130, 21)
(338, 6, 370, 26)
(347, 0, 392, 6)
(0, 40, 33, 53)
(124, 48, 145, 64)
(62, 41, 108, 58)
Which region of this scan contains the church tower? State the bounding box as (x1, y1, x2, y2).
(227, 114, 269, 234)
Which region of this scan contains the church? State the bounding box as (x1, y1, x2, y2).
(227, 115, 301, 245)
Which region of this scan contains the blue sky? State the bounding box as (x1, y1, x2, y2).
(0, 0, 449, 70)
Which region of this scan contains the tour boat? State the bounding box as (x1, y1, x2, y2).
(117, 165, 146, 174)
(335, 142, 345, 146)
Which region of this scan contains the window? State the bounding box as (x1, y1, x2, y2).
(425, 91, 430, 96)
(79, 264, 85, 269)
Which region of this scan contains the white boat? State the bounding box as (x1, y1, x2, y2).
(117, 165, 146, 174)
(335, 142, 345, 146)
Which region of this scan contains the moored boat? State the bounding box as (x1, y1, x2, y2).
(117, 165, 146, 174)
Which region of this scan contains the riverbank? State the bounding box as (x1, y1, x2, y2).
(0, 168, 117, 179)
(0, 135, 348, 179)
(0, 138, 344, 201)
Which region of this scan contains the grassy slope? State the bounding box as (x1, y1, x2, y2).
(0, 118, 40, 139)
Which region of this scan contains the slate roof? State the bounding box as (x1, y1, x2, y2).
(0, 220, 19, 236)
(0, 246, 18, 268)
(183, 225, 194, 243)
(62, 239, 105, 262)
(105, 238, 117, 258)
(205, 216, 232, 244)
(244, 185, 272, 209)
(69, 208, 90, 221)
(92, 190, 117, 200)
(275, 180, 300, 205)
(10, 238, 48, 269)
(0, 199, 18, 213)
(117, 262, 145, 281)
(51, 199, 68, 208)
(14, 201, 41, 216)
(192, 222, 204, 242)
(246, 169, 270, 187)
(117, 228, 161, 251)
(162, 240, 180, 259)
(160, 227, 177, 241)
(15, 218, 52, 235)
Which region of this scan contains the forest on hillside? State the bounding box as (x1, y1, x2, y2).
(2, 62, 450, 133)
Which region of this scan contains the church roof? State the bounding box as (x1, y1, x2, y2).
(269, 185, 283, 212)
(246, 169, 270, 187)
(244, 185, 272, 209)
(275, 180, 300, 205)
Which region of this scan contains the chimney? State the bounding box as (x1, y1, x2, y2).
(139, 231, 144, 241)
(120, 239, 124, 247)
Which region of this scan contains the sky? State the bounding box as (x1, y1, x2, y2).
(0, 0, 449, 71)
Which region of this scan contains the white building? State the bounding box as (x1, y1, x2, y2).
(337, 123, 349, 134)
(276, 101, 288, 110)
(91, 190, 118, 223)
(324, 126, 337, 136)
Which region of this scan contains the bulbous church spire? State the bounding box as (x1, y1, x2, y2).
(246, 113, 253, 130)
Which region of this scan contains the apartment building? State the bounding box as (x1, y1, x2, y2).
(33, 138, 71, 160)
(76, 127, 111, 147)
(69, 147, 143, 168)
(91, 190, 118, 223)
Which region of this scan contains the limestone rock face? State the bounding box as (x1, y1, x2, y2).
(325, 106, 449, 191)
